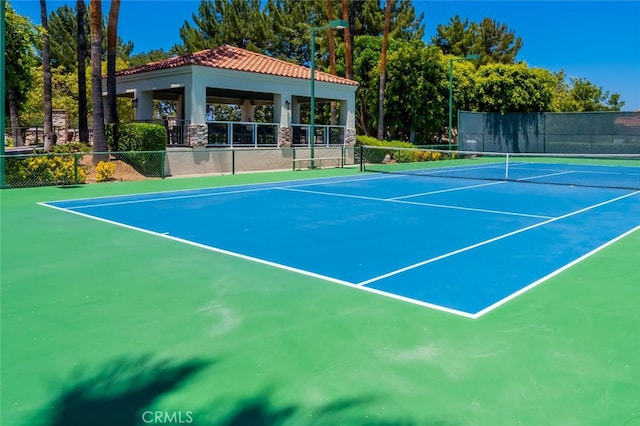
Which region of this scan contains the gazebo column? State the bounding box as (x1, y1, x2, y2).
(241, 99, 254, 122)
(133, 90, 154, 121)
(275, 93, 292, 147)
(340, 98, 357, 145)
(185, 80, 207, 146)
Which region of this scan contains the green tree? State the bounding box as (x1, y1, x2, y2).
(473, 63, 555, 113)
(265, 0, 315, 64)
(448, 56, 477, 133)
(177, 0, 272, 54)
(546, 71, 625, 112)
(47, 3, 133, 72)
(127, 49, 173, 68)
(48, 4, 86, 70)
(5, 1, 41, 146)
(432, 16, 522, 64)
(348, 35, 383, 135)
(22, 65, 82, 126)
(385, 42, 447, 141)
(565, 77, 625, 112)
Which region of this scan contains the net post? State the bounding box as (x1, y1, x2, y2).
(359, 145, 364, 172)
(505, 153, 510, 180)
(232, 148, 235, 175)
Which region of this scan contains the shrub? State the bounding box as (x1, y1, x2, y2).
(355, 136, 419, 163)
(95, 161, 116, 182)
(5, 154, 86, 187)
(105, 123, 167, 177)
(53, 142, 92, 153)
(106, 122, 166, 152)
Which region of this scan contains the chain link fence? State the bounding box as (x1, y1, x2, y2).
(0, 146, 355, 189)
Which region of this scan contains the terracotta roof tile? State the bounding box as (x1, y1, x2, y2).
(116, 45, 358, 86)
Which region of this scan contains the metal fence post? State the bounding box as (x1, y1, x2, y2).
(292, 148, 296, 171)
(74, 153, 79, 184)
(161, 150, 166, 179)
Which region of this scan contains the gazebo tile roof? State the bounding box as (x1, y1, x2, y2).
(116, 45, 358, 86)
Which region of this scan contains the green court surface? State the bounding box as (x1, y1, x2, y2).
(1, 169, 639, 425)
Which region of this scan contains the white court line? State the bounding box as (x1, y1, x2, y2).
(49, 173, 403, 210)
(38, 192, 640, 320)
(471, 224, 640, 318)
(516, 170, 574, 181)
(38, 201, 476, 318)
(63, 186, 277, 209)
(388, 181, 506, 200)
(276, 186, 553, 219)
(511, 163, 625, 176)
(356, 189, 640, 287)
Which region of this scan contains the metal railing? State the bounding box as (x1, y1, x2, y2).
(163, 118, 190, 147)
(206, 121, 279, 147)
(291, 124, 346, 146)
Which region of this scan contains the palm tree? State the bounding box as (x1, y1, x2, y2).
(89, 0, 107, 159)
(106, 0, 120, 125)
(40, 0, 55, 151)
(341, 0, 353, 80)
(377, 0, 392, 140)
(77, 0, 89, 143)
(326, 0, 337, 124)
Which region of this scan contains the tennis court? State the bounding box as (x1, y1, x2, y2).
(41, 150, 640, 318)
(2, 156, 640, 425)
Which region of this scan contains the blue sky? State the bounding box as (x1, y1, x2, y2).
(10, 0, 640, 111)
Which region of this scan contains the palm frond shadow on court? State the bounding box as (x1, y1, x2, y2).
(40, 355, 211, 426)
(196, 392, 456, 426)
(34, 355, 455, 426)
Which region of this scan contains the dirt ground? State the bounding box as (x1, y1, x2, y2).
(80, 155, 147, 183)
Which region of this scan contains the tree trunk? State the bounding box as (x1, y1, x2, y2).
(77, 0, 89, 143)
(90, 0, 107, 160)
(40, 0, 55, 151)
(377, 0, 392, 140)
(106, 0, 120, 124)
(341, 0, 353, 80)
(326, 0, 337, 125)
(7, 87, 24, 147)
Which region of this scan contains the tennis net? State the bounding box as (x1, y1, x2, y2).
(360, 145, 640, 190)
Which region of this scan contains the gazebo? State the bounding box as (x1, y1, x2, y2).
(107, 45, 358, 148)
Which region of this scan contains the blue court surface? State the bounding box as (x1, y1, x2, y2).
(41, 172, 640, 318)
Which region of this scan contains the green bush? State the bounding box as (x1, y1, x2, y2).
(5, 154, 86, 187)
(52, 142, 92, 153)
(106, 123, 167, 177)
(355, 135, 455, 164)
(106, 122, 166, 152)
(355, 136, 418, 163)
